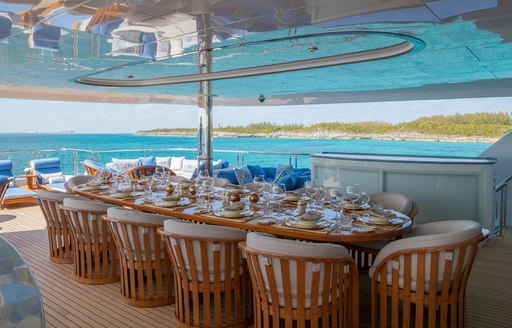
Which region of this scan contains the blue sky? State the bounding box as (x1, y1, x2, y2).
(0, 97, 510, 133)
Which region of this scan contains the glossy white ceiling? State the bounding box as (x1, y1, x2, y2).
(1, 0, 512, 105)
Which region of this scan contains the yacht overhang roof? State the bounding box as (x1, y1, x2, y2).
(1, 0, 512, 106)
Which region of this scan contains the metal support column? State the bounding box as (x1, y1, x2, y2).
(197, 13, 213, 177)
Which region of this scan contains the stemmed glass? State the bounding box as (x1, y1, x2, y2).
(272, 183, 287, 218)
(329, 187, 346, 219)
(305, 180, 318, 209)
(346, 184, 361, 212)
(261, 183, 275, 218)
(253, 175, 266, 197)
(360, 191, 370, 209)
(100, 167, 110, 183)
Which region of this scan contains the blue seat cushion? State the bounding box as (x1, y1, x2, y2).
(217, 169, 238, 185)
(31, 158, 61, 174)
(138, 156, 156, 166)
(45, 182, 67, 193)
(0, 175, 8, 185)
(0, 159, 13, 177)
(247, 165, 266, 179)
(4, 187, 36, 200)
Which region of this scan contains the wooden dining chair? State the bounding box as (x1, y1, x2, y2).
(369, 220, 488, 328)
(64, 175, 95, 193)
(239, 232, 359, 328)
(158, 220, 253, 328)
(104, 207, 174, 307)
(347, 192, 416, 270)
(127, 165, 176, 180)
(62, 197, 119, 284)
(36, 189, 82, 264)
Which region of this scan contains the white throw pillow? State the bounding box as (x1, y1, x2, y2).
(170, 157, 185, 171)
(181, 159, 198, 173)
(111, 158, 140, 171)
(41, 172, 64, 184)
(156, 156, 172, 169)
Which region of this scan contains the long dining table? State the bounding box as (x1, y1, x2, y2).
(72, 185, 412, 244)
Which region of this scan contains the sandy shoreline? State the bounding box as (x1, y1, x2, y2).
(136, 131, 497, 143)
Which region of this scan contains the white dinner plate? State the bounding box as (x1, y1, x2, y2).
(285, 219, 329, 230)
(351, 225, 377, 233)
(214, 210, 254, 218)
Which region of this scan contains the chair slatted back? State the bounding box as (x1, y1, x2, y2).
(36, 191, 73, 263)
(159, 228, 252, 327)
(240, 242, 358, 328)
(63, 204, 119, 284)
(371, 233, 487, 328)
(105, 214, 173, 307)
(127, 165, 175, 180)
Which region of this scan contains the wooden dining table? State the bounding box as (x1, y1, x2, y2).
(72, 186, 412, 244)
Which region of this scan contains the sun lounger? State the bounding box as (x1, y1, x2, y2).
(0, 160, 36, 207)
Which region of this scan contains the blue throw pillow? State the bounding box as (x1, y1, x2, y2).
(295, 175, 311, 189)
(247, 165, 266, 179)
(262, 167, 277, 179)
(275, 164, 293, 180)
(234, 167, 253, 185)
(221, 161, 230, 169)
(138, 156, 155, 166)
(275, 173, 296, 191)
(217, 169, 238, 185)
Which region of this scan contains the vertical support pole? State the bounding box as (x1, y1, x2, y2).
(197, 13, 213, 177)
(73, 151, 78, 176)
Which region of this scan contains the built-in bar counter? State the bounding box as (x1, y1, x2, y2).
(311, 152, 497, 230)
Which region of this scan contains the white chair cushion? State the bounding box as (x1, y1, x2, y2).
(66, 175, 95, 190)
(369, 220, 483, 291)
(36, 189, 71, 202)
(369, 192, 412, 215)
(107, 207, 169, 261)
(63, 198, 112, 243)
(163, 220, 247, 282)
(246, 232, 348, 308)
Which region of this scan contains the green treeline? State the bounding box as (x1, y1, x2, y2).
(138, 112, 512, 138)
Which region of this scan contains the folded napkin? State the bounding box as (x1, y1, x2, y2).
(302, 210, 322, 221)
(225, 201, 245, 211)
(368, 209, 395, 218)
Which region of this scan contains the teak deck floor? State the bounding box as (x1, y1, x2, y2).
(1, 203, 511, 328)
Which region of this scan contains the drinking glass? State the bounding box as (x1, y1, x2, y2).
(253, 175, 266, 196)
(272, 184, 286, 218)
(262, 183, 274, 218)
(329, 187, 346, 219)
(305, 180, 318, 209)
(346, 184, 361, 211)
(100, 167, 110, 182)
(360, 192, 370, 209)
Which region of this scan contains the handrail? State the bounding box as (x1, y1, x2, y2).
(496, 174, 512, 192)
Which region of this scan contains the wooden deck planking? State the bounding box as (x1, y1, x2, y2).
(1, 204, 512, 328)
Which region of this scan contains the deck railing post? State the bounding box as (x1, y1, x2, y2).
(73, 151, 78, 176)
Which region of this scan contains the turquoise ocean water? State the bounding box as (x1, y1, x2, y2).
(0, 133, 492, 176)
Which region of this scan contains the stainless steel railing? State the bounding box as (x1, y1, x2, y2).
(0, 147, 311, 176)
(495, 174, 512, 236)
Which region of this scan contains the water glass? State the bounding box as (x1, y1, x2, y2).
(340, 213, 353, 231)
(144, 189, 153, 203)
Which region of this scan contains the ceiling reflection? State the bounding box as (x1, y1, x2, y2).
(1, 0, 512, 105)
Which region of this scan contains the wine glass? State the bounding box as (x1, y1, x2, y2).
(100, 167, 110, 182)
(360, 191, 370, 209)
(253, 175, 266, 196)
(346, 184, 361, 212)
(305, 180, 318, 210)
(329, 187, 346, 219)
(272, 183, 287, 218)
